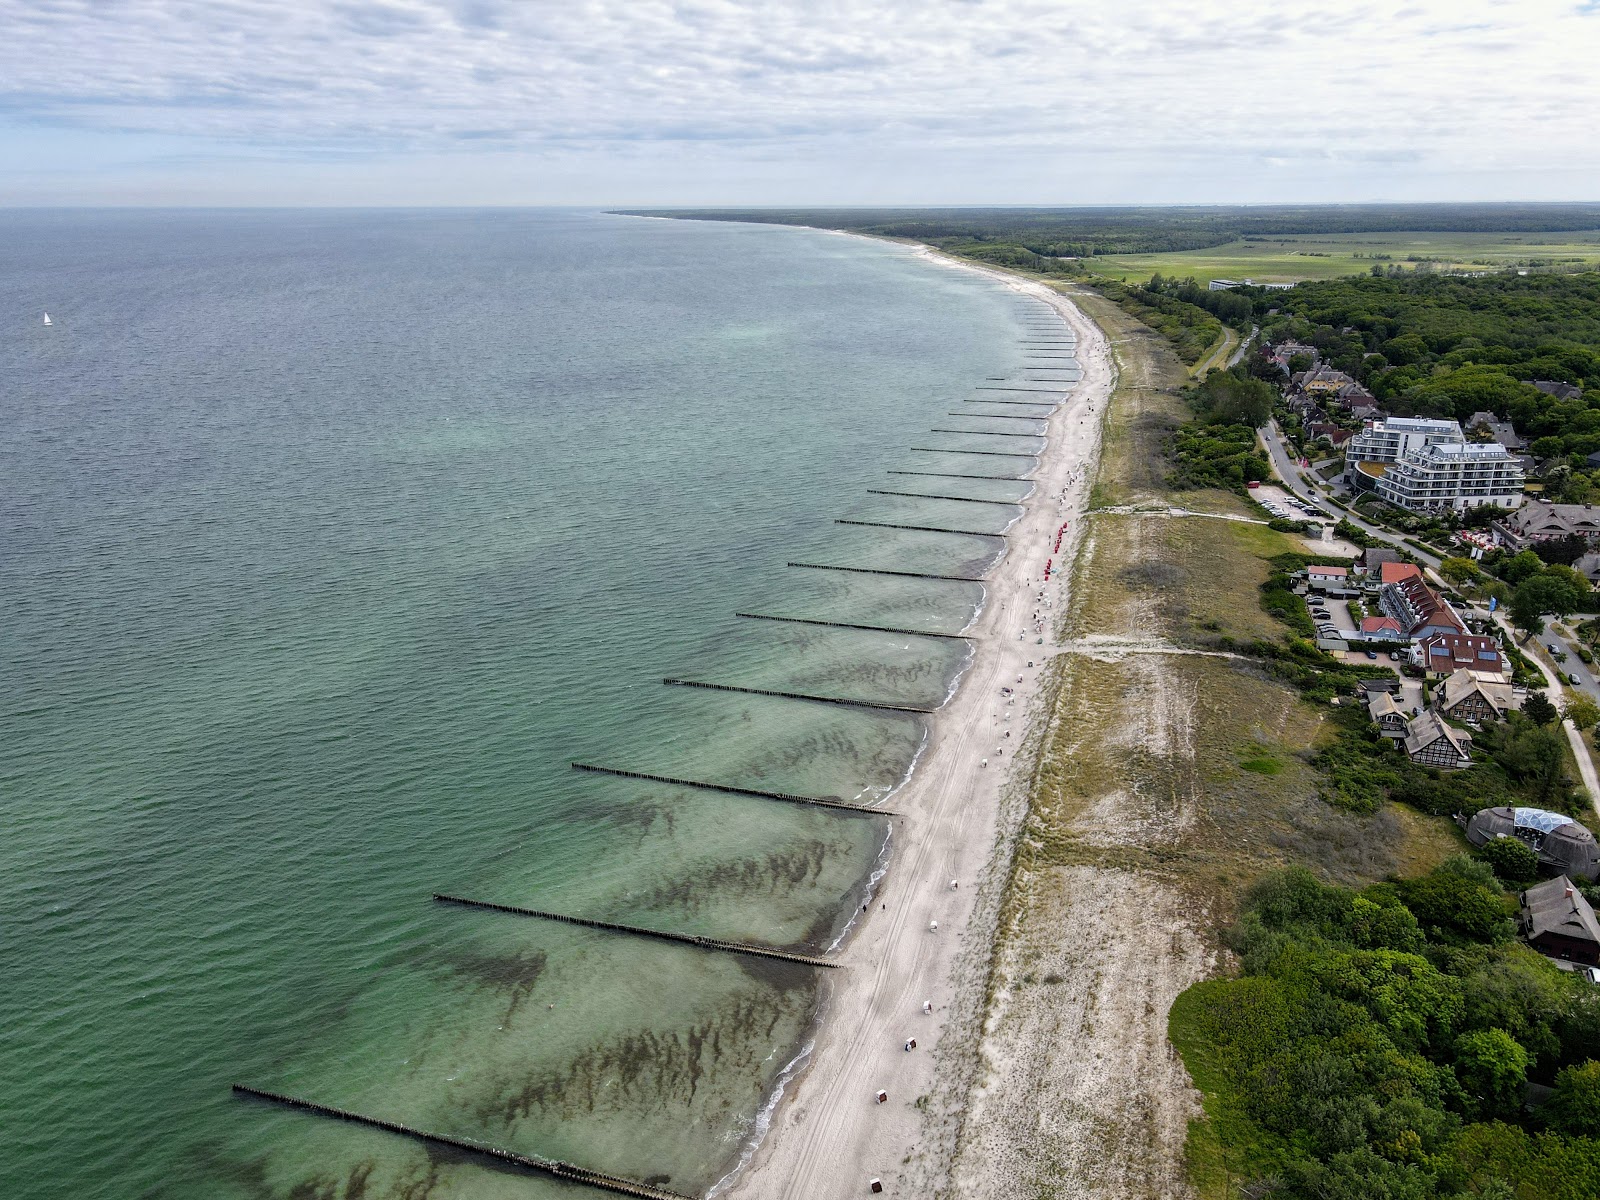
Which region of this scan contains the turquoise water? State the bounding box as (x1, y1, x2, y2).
(0, 210, 1058, 1198)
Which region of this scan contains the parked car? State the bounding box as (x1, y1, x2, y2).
(1365, 650, 1379, 660)
(1571, 673, 1582, 685)
(1583, 966, 1600, 986)
(1247, 481, 1261, 489)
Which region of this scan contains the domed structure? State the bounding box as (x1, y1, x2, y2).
(1466, 806, 1600, 881)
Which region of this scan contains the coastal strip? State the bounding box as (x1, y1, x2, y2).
(717, 249, 1113, 1200)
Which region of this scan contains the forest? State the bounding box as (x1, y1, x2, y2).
(1172, 866, 1600, 1200)
(616, 204, 1600, 259)
(1260, 271, 1600, 500)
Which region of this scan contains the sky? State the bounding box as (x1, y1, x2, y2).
(2, 0, 1599, 206)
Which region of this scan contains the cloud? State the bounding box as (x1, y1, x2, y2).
(0, 0, 1597, 203)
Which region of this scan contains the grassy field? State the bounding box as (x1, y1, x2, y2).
(1086, 230, 1600, 285)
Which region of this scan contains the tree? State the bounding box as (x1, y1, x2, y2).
(1521, 691, 1559, 726)
(1543, 1060, 1600, 1137)
(1510, 574, 1586, 642)
(1502, 550, 1547, 586)
(1566, 695, 1600, 731)
(1476, 836, 1539, 887)
(1454, 1028, 1530, 1119)
(1509, 584, 1548, 640)
(1440, 556, 1481, 586)
(1536, 533, 1593, 567)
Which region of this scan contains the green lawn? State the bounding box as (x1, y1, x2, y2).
(1087, 230, 1600, 285)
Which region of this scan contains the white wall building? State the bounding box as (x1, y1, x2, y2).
(1375, 441, 1526, 511)
(1345, 417, 1465, 466)
(1345, 416, 1524, 511)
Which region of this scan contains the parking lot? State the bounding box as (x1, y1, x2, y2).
(1250, 483, 1363, 556)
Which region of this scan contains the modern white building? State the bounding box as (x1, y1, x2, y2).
(1345, 417, 1465, 466)
(1375, 441, 1526, 511)
(1345, 417, 1524, 511)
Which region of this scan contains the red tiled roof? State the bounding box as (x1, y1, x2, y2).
(1419, 632, 1503, 672)
(1362, 616, 1403, 634)
(1380, 562, 1423, 584)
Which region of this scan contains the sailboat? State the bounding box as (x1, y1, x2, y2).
(42, 312, 52, 326)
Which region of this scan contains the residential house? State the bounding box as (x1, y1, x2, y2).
(1403, 710, 1473, 769)
(1269, 341, 1318, 371)
(1434, 668, 1516, 723)
(1353, 547, 1403, 578)
(1469, 807, 1600, 881)
(1358, 676, 1401, 696)
(1367, 691, 1410, 739)
(1302, 366, 1357, 397)
(1466, 411, 1526, 452)
(1414, 631, 1507, 677)
(1520, 876, 1600, 964)
(1533, 380, 1583, 402)
(1332, 381, 1378, 410)
(1380, 571, 1465, 640)
(1359, 614, 1405, 641)
(1494, 501, 1600, 551)
(1307, 422, 1355, 447)
(1306, 564, 1351, 591)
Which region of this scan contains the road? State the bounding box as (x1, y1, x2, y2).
(1260, 419, 1599, 810)
(1227, 325, 1259, 369)
(1193, 325, 1239, 376)
(1485, 610, 1600, 816)
(1258, 419, 1441, 568)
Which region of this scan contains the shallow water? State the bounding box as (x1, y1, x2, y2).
(1, 209, 1038, 1198)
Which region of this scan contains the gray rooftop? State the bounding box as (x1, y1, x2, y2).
(1522, 876, 1600, 946)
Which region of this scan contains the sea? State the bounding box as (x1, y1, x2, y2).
(0, 208, 1074, 1199)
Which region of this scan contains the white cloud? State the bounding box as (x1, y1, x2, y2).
(1, 0, 1597, 203)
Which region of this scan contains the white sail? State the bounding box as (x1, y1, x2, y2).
(42, 312, 52, 325)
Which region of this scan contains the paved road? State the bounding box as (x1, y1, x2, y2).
(1227, 325, 1259, 369)
(1259, 419, 1442, 568)
(1261, 419, 1599, 808)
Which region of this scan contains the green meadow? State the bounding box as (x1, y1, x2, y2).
(1088, 230, 1600, 285)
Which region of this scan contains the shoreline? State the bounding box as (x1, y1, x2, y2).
(717, 248, 1115, 1199)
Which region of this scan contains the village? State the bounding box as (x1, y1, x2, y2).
(1254, 334, 1600, 980)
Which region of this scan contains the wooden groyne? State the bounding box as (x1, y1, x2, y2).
(735, 612, 972, 639)
(928, 428, 1044, 439)
(867, 489, 1020, 506)
(945, 412, 1047, 422)
(835, 518, 1004, 538)
(786, 561, 986, 582)
(433, 894, 838, 969)
(570, 763, 894, 815)
(663, 677, 936, 714)
(886, 469, 1030, 481)
(230, 1086, 694, 1200)
(956, 398, 1058, 407)
(974, 387, 1073, 394)
(910, 446, 1038, 458)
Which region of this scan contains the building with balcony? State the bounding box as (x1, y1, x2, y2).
(1374, 441, 1526, 512)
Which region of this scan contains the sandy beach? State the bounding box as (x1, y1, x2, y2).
(719, 252, 1114, 1199)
